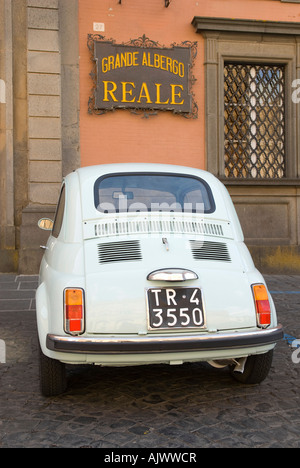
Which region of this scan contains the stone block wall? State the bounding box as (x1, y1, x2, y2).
(27, 0, 62, 206)
(18, 0, 62, 273)
(0, 0, 80, 274)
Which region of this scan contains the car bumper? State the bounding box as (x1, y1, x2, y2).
(46, 324, 283, 355)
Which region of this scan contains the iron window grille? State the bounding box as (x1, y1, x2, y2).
(224, 63, 285, 179)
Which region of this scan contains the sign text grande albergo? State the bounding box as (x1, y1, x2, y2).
(88, 35, 197, 117)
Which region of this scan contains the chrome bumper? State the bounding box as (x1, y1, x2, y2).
(46, 324, 283, 355)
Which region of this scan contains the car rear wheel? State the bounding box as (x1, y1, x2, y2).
(39, 343, 67, 396)
(230, 350, 273, 384)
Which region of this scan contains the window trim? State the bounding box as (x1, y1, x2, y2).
(192, 17, 300, 181)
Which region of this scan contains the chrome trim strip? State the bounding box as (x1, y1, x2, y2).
(47, 324, 283, 355)
(147, 268, 198, 282)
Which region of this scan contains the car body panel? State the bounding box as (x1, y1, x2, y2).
(83, 235, 257, 334)
(36, 163, 283, 368)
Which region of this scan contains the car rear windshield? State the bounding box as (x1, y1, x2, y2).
(94, 173, 215, 214)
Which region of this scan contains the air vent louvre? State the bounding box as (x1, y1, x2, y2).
(98, 240, 142, 264)
(93, 218, 225, 238)
(190, 240, 231, 262)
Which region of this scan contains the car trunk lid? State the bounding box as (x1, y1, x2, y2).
(83, 215, 256, 334)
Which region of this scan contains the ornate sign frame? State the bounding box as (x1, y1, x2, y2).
(87, 34, 198, 118)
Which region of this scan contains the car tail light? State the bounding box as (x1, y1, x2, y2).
(64, 288, 85, 335)
(252, 284, 271, 328)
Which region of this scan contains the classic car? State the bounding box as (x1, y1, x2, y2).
(36, 163, 283, 396)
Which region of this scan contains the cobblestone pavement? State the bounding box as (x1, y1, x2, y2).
(0, 274, 299, 448)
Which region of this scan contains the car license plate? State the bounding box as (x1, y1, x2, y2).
(147, 287, 205, 330)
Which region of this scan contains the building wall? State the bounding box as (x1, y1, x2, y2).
(78, 0, 205, 169)
(1, 0, 300, 273)
(77, 0, 300, 273)
(78, 0, 300, 169)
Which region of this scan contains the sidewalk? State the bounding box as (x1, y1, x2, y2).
(0, 274, 38, 313)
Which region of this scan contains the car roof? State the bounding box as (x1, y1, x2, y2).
(73, 163, 216, 184)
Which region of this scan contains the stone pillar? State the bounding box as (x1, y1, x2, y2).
(0, 0, 80, 273)
(19, 0, 63, 273)
(0, 0, 17, 272)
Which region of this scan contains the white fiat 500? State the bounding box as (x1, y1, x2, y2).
(36, 163, 283, 396)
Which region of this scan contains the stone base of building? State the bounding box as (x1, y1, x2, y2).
(0, 249, 18, 273)
(18, 205, 55, 275)
(2, 242, 300, 276)
(249, 246, 300, 275)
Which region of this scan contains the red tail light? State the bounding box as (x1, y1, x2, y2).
(252, 284, 271, 328)
(64, 288, 85, 335)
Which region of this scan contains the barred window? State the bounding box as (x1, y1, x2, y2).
(224, 63, 285, 179)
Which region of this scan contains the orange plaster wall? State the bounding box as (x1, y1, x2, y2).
(78, 0, 300, 170)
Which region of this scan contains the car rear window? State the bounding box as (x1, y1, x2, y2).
(94, 173, 215, 214)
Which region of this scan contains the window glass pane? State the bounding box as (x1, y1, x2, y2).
(224, 63, 285, 179)
(52, 185, 65, 238)
(94, 173, 215, 214)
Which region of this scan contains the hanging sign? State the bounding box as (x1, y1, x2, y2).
(88, 35, 197, 117)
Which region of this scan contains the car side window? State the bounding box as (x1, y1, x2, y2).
(52, 184, 66, 238)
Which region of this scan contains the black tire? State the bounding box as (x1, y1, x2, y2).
(39, 343, 67, 397)
(230, 350, 273, 384)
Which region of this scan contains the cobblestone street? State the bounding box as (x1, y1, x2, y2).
(0, 274, 299, 448)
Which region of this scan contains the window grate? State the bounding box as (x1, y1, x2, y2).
(224, 63, 285, 179)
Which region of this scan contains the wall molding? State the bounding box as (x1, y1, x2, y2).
(192, 16, 300, 36)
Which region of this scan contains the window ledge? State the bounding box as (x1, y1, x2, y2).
(220, 178, 300, 187)
(192, 16, 300, 36)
